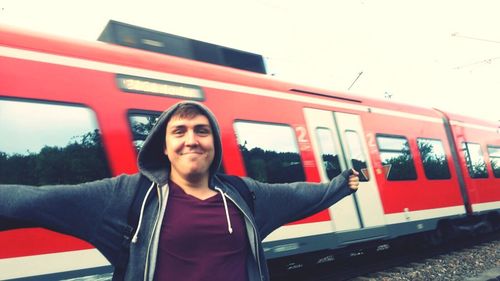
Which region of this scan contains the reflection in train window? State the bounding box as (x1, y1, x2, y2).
(487, 146, 500, 178)
(128, 111, 161, 151)
(417, 138, 451, 179)
(376, 135, 417, 181)
(345, 130, 369, 181)
(234, 121, 305, 183)
(315, 128, 342, 180)
(0, 99, 111, 185)
(462, 142, 488, 178)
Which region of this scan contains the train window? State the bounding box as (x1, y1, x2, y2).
(462, 142, 488, 178)
(376, 135, 417, 181)
(315, 128, 342, 180)
(487, 146, 500, 178)
(128, 111, 161, 151)
(417, 138, 451, 180)
(345, 130, 370, 181)
(0, 99, 111, 185)
(234, 121, 306, 183)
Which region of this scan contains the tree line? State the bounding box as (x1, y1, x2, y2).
(0, 130, 110, 185)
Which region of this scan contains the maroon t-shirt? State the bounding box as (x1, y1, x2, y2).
(154, 180, 249, 281)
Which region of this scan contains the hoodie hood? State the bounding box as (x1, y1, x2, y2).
(137, 101, 222, 186)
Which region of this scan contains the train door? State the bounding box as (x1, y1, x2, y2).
(304, 108, 386, 241)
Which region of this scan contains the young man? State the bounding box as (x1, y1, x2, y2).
(0, 101, 360, 281)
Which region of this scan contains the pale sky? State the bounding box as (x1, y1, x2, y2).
(234, 121, 299, 153)
(0, 100, 98, 154)
(1, 0, 499, 122)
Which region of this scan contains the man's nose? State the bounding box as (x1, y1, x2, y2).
(185, 130, 198, 146)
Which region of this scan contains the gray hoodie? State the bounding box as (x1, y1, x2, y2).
(0, 101, 355, 281)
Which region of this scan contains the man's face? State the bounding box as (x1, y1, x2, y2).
(164, 114, 215, 182)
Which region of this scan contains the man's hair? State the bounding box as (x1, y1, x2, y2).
(170, 103, 207, 120)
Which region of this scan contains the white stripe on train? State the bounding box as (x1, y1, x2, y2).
(0, 249, 109, 280)
(264, 205, 466, 242)
(472, 201, 500, 213)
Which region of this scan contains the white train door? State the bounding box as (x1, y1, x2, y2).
(304, 108, 386, 241)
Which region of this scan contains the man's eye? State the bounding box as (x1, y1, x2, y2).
(172, 129, 184, 135)
(197, 128, 210, 135)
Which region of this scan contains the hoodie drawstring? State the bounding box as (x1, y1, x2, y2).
(214, 187, 233, 234)
(132, 182, 156, 243)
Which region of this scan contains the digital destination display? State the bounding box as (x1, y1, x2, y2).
(116, 74, 204, 100)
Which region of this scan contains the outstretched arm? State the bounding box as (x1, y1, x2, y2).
(243, 169, 359, 238)
(0, 178, 116, 241)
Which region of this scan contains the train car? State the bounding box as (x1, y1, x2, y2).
(0, 23, 499, 280)
(438, 111, 500, 219)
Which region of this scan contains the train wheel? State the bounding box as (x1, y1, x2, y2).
(425, 227, 445, 246)
(475, 219, 493, 235)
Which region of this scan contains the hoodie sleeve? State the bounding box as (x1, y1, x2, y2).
(243, 169, 355, 239)
(0, 177, 120, 244)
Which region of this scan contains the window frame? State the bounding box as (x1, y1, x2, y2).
(462, 142, 489, 179)
(344, 130, 370, 182)
(233, 120, 306, 183)
(127, 109, 162, 152)
(487, 145, 500, 178)
(376, 133, 417, 181)
(315, 126, 342, 181)
(0, 98, 111, 185)
(416, 137, 451, 180)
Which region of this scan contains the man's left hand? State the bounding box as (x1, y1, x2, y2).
(348, 169, 360, 190)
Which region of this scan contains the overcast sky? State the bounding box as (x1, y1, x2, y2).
(1, 0, 499, 122)
(0, 100, 98, 154)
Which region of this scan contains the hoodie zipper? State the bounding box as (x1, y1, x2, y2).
(143, 183, 164, 281)
(223, 191, 264, 281)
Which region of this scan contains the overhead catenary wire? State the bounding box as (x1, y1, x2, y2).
(451, 32, 500, 45)
(453, 56, 500, 70)
(451, 32, 500, 70)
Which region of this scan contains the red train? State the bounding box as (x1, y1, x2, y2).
(0, 23, 499, 280)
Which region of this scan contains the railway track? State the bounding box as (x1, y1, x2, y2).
(270, 231, 500, 281)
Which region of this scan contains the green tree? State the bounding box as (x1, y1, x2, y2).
(0, 130, 110, 185)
